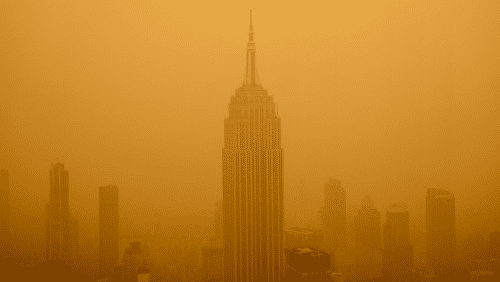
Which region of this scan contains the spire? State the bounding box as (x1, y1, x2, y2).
(244, 8, 260, 86)
(249, 9, 254, 42)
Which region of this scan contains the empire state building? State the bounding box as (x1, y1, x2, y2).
(223, 10, 284, 282)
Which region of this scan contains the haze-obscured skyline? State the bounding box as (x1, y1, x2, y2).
(1, 0, 499, 259)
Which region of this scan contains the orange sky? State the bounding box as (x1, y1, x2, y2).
(1, 0, 499, 246)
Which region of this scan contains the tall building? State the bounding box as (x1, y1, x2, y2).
(214, 201, 222, 239)
(382, 205, 413, 281)
(426, 188, 455, 276)
(222, 9, 284, 282)
(324, 178, 346, 272)
(99, 185, 119, 278)
(122, 241, 150, 282)
(46, 163, 71, 263)
(354, 196, 382, 280)
(0, 169, 10, 263)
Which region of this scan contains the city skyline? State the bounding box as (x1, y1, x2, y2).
(1, 1, 499, 281)
(223, 9, 284, 281)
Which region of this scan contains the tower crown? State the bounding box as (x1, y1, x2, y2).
(243, 9, 260, 86)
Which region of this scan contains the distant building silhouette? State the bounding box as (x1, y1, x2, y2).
(99, 185, 119, 279)
(46, 163, 71, 263)
(201, 247, 223, 282)
(222, 9, 284, 282)
(121, 241, 150, 282)
(0, 169, 10, 263)
(426, 188, 456, 276)
(382, 204, 413, 281)
(354, 196, 382, 281)
(284, 247, 331, 281)
(323, 178, 346, 272)
(463, 233, 489, 271)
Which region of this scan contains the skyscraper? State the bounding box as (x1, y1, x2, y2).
(215, 201, 222, 239)
(99, 185, 119, 278)
(222, 9, 284, 282)
(382, 205, 413, 281)
(426, 188, 455, 276)
(46, 163, 71, 263)
(354, 196, 382, 280)
(323, 178, 346, 272)
(0, 169, 10, 263)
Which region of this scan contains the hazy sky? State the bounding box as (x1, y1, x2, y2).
(1, 0, 499, 246)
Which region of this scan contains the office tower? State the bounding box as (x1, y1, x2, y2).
(215, 201, 222, 238)
(99, 185, 119, 278)
(426, 188, 455, 276)
(0, 169, 10, 263)
(284, 247, 331, 282)
(222, 9, 284, 282)
(46, 163, 71, 263)
(324, 178, 346, 272)
(382, 205, 413, 281)
(122, 241, 150, 282)
(354, 196, 382, 280)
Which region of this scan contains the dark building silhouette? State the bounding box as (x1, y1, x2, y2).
(354, 196, 382, 281)
(382, 205, 414, 281)
(426, 188, 456, 276)
(99, 185, 119, 279)
(201, 247, 223, 282)
(324, 178, 346, 272)
(46, 163, 71, 263)
(284, 247, 331, 281)
(5, 259, 95, 282)
(121, 241, 150, 282)
(463, 233, 489, 271)
(222, 9, 284, 282)
(0, 169, 10, 263)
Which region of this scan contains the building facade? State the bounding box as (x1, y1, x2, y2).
(46, 163, 71, 263)
(284, 247, 331, 282)
(382, 205, 413, 281)
(354, 196, 382, 281)
(426, 188, 455, 276)
(99, 185, 119, 278)
(222, 9, 284, 282)
(324, 178, 346, 272)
